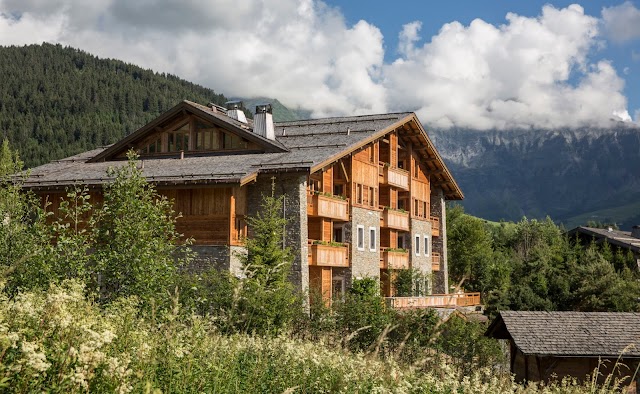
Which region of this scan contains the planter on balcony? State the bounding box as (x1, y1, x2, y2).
(381, 207, 410, 231)
(380, 165, 409, 190)
(309, 242, 349, 267)
(307, 192, 349, 221)
(380, 249, 410, 270)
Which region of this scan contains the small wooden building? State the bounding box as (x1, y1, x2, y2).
(486, 311, 640, 392)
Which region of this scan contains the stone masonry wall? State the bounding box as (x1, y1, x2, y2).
(347, 206, 380, 286)
(248, 172, 309, 293)
(410, 218, 432, 293)
(430, 188, 448, 294)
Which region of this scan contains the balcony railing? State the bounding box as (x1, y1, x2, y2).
(432, 252, 441, 271)
(381, 207, 410, 231)
(430, 216, 440, 237)
(379, 164, 409, 190)
(309, 242, 349, 267)
(380, 249, 410, 270)
(386, 292, 481, 309)
(307, 192, 349, 221)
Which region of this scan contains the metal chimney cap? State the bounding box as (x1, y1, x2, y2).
(225, 100, 243, 110)
(255, 103, 272, 114)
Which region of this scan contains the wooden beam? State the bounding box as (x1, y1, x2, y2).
(340, 160, 349, 183)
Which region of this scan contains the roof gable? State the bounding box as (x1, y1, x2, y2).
(486, 311, 640, 358)
(89, 100, 286, 162)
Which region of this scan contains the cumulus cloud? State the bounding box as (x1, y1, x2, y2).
(0, 0, 634, 129)
(602, 1, 640, 43)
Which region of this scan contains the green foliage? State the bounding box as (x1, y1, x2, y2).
(393, 268, 430, 297)
(448, 204, 640, 315)
(91, 152, 187, 305)
(0, 43, 228, 168)
(435, 315, 505, 376)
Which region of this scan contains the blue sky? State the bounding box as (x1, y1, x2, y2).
(329, 0, 640, 124)
(1, 0, 639, 129)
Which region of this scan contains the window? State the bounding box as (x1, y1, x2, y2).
(369, 227, 377, 252)
(357, 225, 365, 251)
(414, 234, 420, 256)
(356, 184, 363, 205)
(139, 137, 161, 155)
(195, 121, 220, 150)
(424, 235, 430, 256)
(168, 123, 190, 152)
(223, 132, 247, 150)
(368, 187, 376, 208)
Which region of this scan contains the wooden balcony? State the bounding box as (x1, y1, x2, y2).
(379, 165, 409, 190)
(309, 242, 349, 267)
(432, 252, 441, 271)
(380, 249, 410, 270)
(307, 192, 349, 221)
(386, 292, 481, 309)
(430, 216, 440, 237)
(381, 208, 410, 231)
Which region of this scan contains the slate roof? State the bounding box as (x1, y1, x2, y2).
(567, 226, 640, 254)
(21, 101, 463, 199)
(486, 311, 640, 358)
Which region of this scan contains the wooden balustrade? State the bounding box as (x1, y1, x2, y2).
(380, 249, 410, 270)
(386, 292, 481, 309)
(379, 164, 409, 190)
(381, 207, 410, 231)
(432, 252, 441, 271)
(430, 216, 440, 237)
(308, 242, 349, 267)
(307, 192, 349, 221)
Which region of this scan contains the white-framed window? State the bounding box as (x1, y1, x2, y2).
(357, 225, 365, 251)
(414, 234, 421, 256)
(369, 227, 377, 252)
(424, 235, 430, 256)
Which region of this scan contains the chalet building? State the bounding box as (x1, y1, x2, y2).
(567, 226, 640, 269)
(21, 100, 463, 301)
(487, 311, 640, 392)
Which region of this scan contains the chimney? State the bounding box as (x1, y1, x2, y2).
(225, 101, 247, 124)
(254, 103, 275, 140)
(632, 225, 640, 239)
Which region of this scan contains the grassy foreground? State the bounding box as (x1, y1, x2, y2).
(0, 281, 625, 393)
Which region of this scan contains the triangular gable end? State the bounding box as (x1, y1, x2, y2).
(89, 100, 286, 163)
(308, 114, 463, 200)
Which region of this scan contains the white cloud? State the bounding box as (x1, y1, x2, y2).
(0, 1, 633, 129)
(602, 1, 640, 43)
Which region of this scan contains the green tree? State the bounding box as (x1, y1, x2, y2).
(91, 152, 188, 304)
(231, 183, 301, 334)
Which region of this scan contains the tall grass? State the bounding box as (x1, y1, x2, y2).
(0, 280, 627, 393)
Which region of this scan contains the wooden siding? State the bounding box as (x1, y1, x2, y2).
(432, 252, 441, 271)
(381, 208, 410, 231)
(352, 158, 379, 187)
(386, 293, 481, 309)
(380, 250, 410, 270)
(430, 216, 440, 237)
(381, 165, 409, 190)
(307, 192, 349, 221)
(309, 243, 349, 267)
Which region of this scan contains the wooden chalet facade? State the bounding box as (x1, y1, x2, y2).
(487, 311, 640, 392)
(22, 100, 463, 301)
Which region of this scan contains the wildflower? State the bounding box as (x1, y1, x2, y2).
(21, 341, 51, 373)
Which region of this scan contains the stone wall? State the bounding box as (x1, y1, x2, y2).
(348, 206, 380, 286)
(410, 218, 432, 280)
(187, 245, 247, 276)
(430, 188, 448, 294)
(247, 172, 309, 293)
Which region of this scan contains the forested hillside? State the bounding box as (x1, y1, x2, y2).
(0, 43, 228, 167)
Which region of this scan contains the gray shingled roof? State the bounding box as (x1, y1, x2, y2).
(486, 311, 640, 358)
(567, 227, 640, 254)
(21, 102, 462, 199)
(22, 109, 413, 190)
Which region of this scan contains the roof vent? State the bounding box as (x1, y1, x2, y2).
(254, 104, 275, 140)
(632, 225, 640, 239)
(225, 100, 247, 124)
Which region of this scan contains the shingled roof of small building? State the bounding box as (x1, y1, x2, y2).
(567, 226, 640, 254)
(21, 100, 463, 199)
(486, 311, 640, 358)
